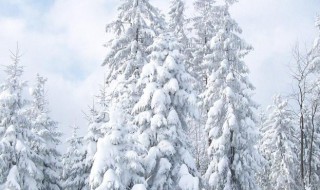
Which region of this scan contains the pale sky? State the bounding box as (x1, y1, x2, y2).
(0, 0, 319, 141)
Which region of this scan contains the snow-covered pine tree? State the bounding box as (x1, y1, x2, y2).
(168, 0, 193, 72)
(103, 0, 164, 83)
(0, 49, 42, 189)
(87, 77, 145, 190)
(28, 74, 62, 190)
(312, 15, 320, 58)
(168, 0, 188, 49)
(62, 125, 87, 190)
(101, 0, 165, 113)
(90, 104, 145, 190)
(203, 1, 262, 189)
(89, 0, 165, 189)
(193, 0, 217, 43)
(311, 16, 320, 71)
(133, 33, 200, 190)
(260, 95, 301, 190)
(191, 0, 219, 85)
(256, 109, 268, 190)
(188, 0, 221, 174)
(82, 79, 109, 190)
(168, 0, 207, 174)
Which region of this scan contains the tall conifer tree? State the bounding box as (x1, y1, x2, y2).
(260, 96, 301, 190)
(203, 1, 262, 189)
(62, 125, 87, 190)
(89, 0, 165, 189)
(29, 74, 62, 190)
(133, 33, 200, 190)
(0, 49, 42, 190)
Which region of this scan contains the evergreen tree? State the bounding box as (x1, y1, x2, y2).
(191, 0, 219, 85)
(256, 109, 268, 190)
(90, 104, 145, 190)
(133, 33, 200, 190)
(203, 2, 262, 189)
(28, 74, 62, 190)
(260, 96, 300, 190)
(168, 0, 188, 47)
(168, 0, 192, 72)
(311, 16, 320, 70)
(103, 0, 164, 83)
(89, 0, 165, 189)
(313, 15, 320, 56)
(169, 0, 207, 173)
(189, 0, 221, 174)
(62, 125, 87, 190)
(0, 49, 42, 189)
(83, 79, 109, 190)
(102, 0, 165, 114)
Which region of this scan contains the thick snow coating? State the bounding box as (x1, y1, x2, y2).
(133, 32, 200, 190)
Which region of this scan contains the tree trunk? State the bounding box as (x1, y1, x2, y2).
(300, 86, 305, 189)
(308, 104, 317, 185)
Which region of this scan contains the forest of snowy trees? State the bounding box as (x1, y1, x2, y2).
(0, 0, 320, 190)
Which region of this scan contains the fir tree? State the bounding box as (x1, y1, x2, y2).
(203, 2, 262, 189)
(260, 96, 301, 190)
(90, 104, 145, 190)
(83, 79, 109, 190)
(133, 33, 200, 190)
(168, 0, 188, 47)
(29, 74, 62, 190)
(188, 0, 221, 174)
(62, 125, 87, 190)
(0, 49, 42, 189)
(89, 0, 165, 189)
(103, 0, 164, 83)
(191, 0, 219, 85)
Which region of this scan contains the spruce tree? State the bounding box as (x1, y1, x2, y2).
(133, 33, 200, 190)
(62, 125, 87, 190)
(169, 1, 204, 172)
(0, 50, 42, 189)
(83, 80, 109, 190)
(89, 0, 165, 189)
(90, 104, 145, 190)
(203, 2, 262, 189)
(189, 0, 221, 174)
(28, 74, 62, 190)
(103, 0, 164, 83)
(191, 0, 219, 85)
(168, 0, 188, 48)
(260, 96, 301, 190)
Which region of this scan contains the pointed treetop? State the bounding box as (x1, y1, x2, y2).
(5, 45, 24, 81)
(35, 73, 47, 85)
(30, 74, 48, 111)
(102, 0, 165, 82)
(71, 124, 79, 139)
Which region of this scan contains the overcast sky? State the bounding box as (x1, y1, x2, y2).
(0, 0, 319, 141)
